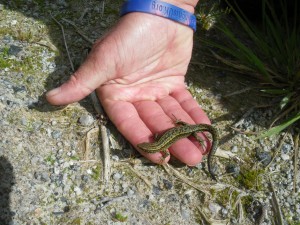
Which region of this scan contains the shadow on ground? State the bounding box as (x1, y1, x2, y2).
(2, 0, 111, 114)
(0, 156, 15, 225)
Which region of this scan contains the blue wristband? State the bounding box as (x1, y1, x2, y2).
(120, 0, 196, 32)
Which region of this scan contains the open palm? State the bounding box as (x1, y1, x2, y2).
(47, 13, 211, 165)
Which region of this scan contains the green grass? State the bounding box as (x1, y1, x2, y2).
(199, 0, 300, 136)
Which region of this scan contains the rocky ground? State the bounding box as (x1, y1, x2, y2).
(0, 1, 299, 225)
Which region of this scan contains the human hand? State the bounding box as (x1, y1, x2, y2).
(46, 12, 210, 165)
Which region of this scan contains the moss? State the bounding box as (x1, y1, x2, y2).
(76, 198, 84, 204)
(214, 187, 231, 206)
(236, 169, 264, 190)
(0, 46, 11, 69)
(69, 218, 81, 225)
(45, 155, 56, 165)
(91, 166, 101, 180)
(113, 212, 128, 222)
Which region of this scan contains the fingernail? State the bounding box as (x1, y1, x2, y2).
(46, 87, 60, 97)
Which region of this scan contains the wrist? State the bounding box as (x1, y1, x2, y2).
(121, 0, 197, 31)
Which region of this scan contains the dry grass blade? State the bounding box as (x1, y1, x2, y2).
(84, 127, 99, 161)
(50, 14, 74, 71)
(113, 161, 152, 189)
(61, 18, 94, 44)
(162, 164, 212, 196)
(90, 92, 111, 186)
(95, 194, 133, 211)
(268, 176, 285, 225)
(197, 207, 229, 225)
(211, 51, 257, 74)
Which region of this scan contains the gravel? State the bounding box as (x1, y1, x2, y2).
(0, 1, 299, 225)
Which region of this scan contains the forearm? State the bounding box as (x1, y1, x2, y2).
(163, 0, 199, 13)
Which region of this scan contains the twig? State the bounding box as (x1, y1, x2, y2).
(196, 206, 229, 225)
(113, 161, 152, 188)
(94, 194, 134, 212)
(84, 127, 99, 160)
(162, 164, 212, 196)
(50, 14, 74, 71)
(214, 148, 245, 163)
(61, 18, 94, 44)
(100, 0, 105, 18)
(264, 131, 289, 170)
(223, 87, 253, 98)
(268, 176, 284, 225)
(90, 92, 111, 186)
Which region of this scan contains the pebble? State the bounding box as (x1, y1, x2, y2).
(256, 149, 272, 166)
(180, 206, 190, 220)
(74, 186, 82, 195)
(112, 172, 122, 181)
(79, 114, 94, 126)
(281, 153, 289, 161)
(162, 179, 173, 190)
(127, 189, 135, 196)
(226, 163, 240, 177)
(231, 146, 238, 153)
(8, 45, 22, 56)
(51, 130, 62, 139)
(282, 143, 292, 153)
(111, 155, 119, 161)
(209, 203, 221, 214)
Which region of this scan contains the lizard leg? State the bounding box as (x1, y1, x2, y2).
(192, 132, 206, 150)
(159, 149, 170, 163)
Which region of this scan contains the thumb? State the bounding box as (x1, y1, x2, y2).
(46, 42, 113, 105)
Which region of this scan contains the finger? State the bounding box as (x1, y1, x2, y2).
(101, 98, 170, 164)
(46, 40, 114, 105)
(172, 89, 213, 155)
(135, 100, 203, 166)
(171, 89, 211, 124)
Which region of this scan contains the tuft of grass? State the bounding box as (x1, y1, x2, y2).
(113, 212, 128, 222)
(200, 0, 300, 136)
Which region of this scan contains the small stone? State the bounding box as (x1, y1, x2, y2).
(122, 183, 128, 190)
(226, 164, 240, 177)
(166, 194, 178, 203)
(40, 172, 50, 182)
(21, 117, 27, 126)
(112, 172, 122, 180)
(51, 130, 62, 139)
(79, 114, 94, 126)
(74, 186, 82, 195)
(54, 167, 60, 175)
(162, 179, 173, 190)
(231, 146, 238, 153)
(209, 203, 221, 214)
(111, 155, 119, 161)
(256, 149, 272, 166)
(8, 45, 22, 56)
(180, 206, 190, 220)
(281, 153, 289, 161)
(221, 208, 228, 216)
(127, 189, 135, 196)
(281, 143, 292, 153)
